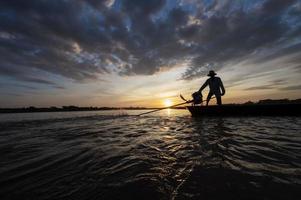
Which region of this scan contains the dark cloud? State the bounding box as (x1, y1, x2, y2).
(2, 92, 23, 97)
(246, 85, 274, 90)
(0, 0, 113, 82)
(0, 83, 37, 90)
(294, 65, 301, 72)
(262, 0, 296, 14)
(20, 77, 57, 86)
(245, 79, 287, 90)
(0, 64, 63, 88)
(0, 0, 300, 85)
(181, 0, 300, 79)
(271, 79, 287, 85)
(280, 84, 301, 90)
(122, 0, 165, 16)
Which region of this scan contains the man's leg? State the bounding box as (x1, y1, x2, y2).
(216, 95, 222, 105)
(206, 92, 213, 106)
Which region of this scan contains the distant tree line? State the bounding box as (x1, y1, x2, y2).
(1, 99, 301, 113)
(0, 106, 149, 113)
(243, 99, 301, 105)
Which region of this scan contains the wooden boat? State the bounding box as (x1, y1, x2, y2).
(187, 104, 301, 117)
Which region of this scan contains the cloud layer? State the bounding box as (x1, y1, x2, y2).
(0, 0, 301, 85)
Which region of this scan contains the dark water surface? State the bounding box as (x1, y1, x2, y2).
(0, 110, 301, 200)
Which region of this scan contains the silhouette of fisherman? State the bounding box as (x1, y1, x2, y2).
(197, 70, 225, 106)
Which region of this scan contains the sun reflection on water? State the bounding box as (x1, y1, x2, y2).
(166, 108, 171, 116)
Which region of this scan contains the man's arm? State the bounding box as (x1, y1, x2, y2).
(198, 79, 208, 93)
(219, 78, 225, 95)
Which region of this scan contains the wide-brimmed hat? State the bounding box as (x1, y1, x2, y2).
(207, 70, 217, 76)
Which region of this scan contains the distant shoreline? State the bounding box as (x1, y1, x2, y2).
(0, 106, 188, 114)
(1, 99, 300, 114)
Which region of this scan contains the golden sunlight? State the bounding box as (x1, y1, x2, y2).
(164, 99, 173, 107)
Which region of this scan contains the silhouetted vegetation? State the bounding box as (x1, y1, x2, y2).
(1, 99, 301, 113)
(0, 106, 150, 113)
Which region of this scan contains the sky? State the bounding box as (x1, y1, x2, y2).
(0, 0, 301, 108)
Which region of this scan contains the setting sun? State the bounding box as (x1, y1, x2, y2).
(164, 99, 173, 107)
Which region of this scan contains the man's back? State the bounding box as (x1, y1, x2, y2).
(198, 70, 225, 105)
(206, 77, 223, 95)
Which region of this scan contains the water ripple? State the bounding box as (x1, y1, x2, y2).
(0, 113, 301, 199)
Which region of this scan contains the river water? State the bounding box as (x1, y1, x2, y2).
(0, 110, 301, 199)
